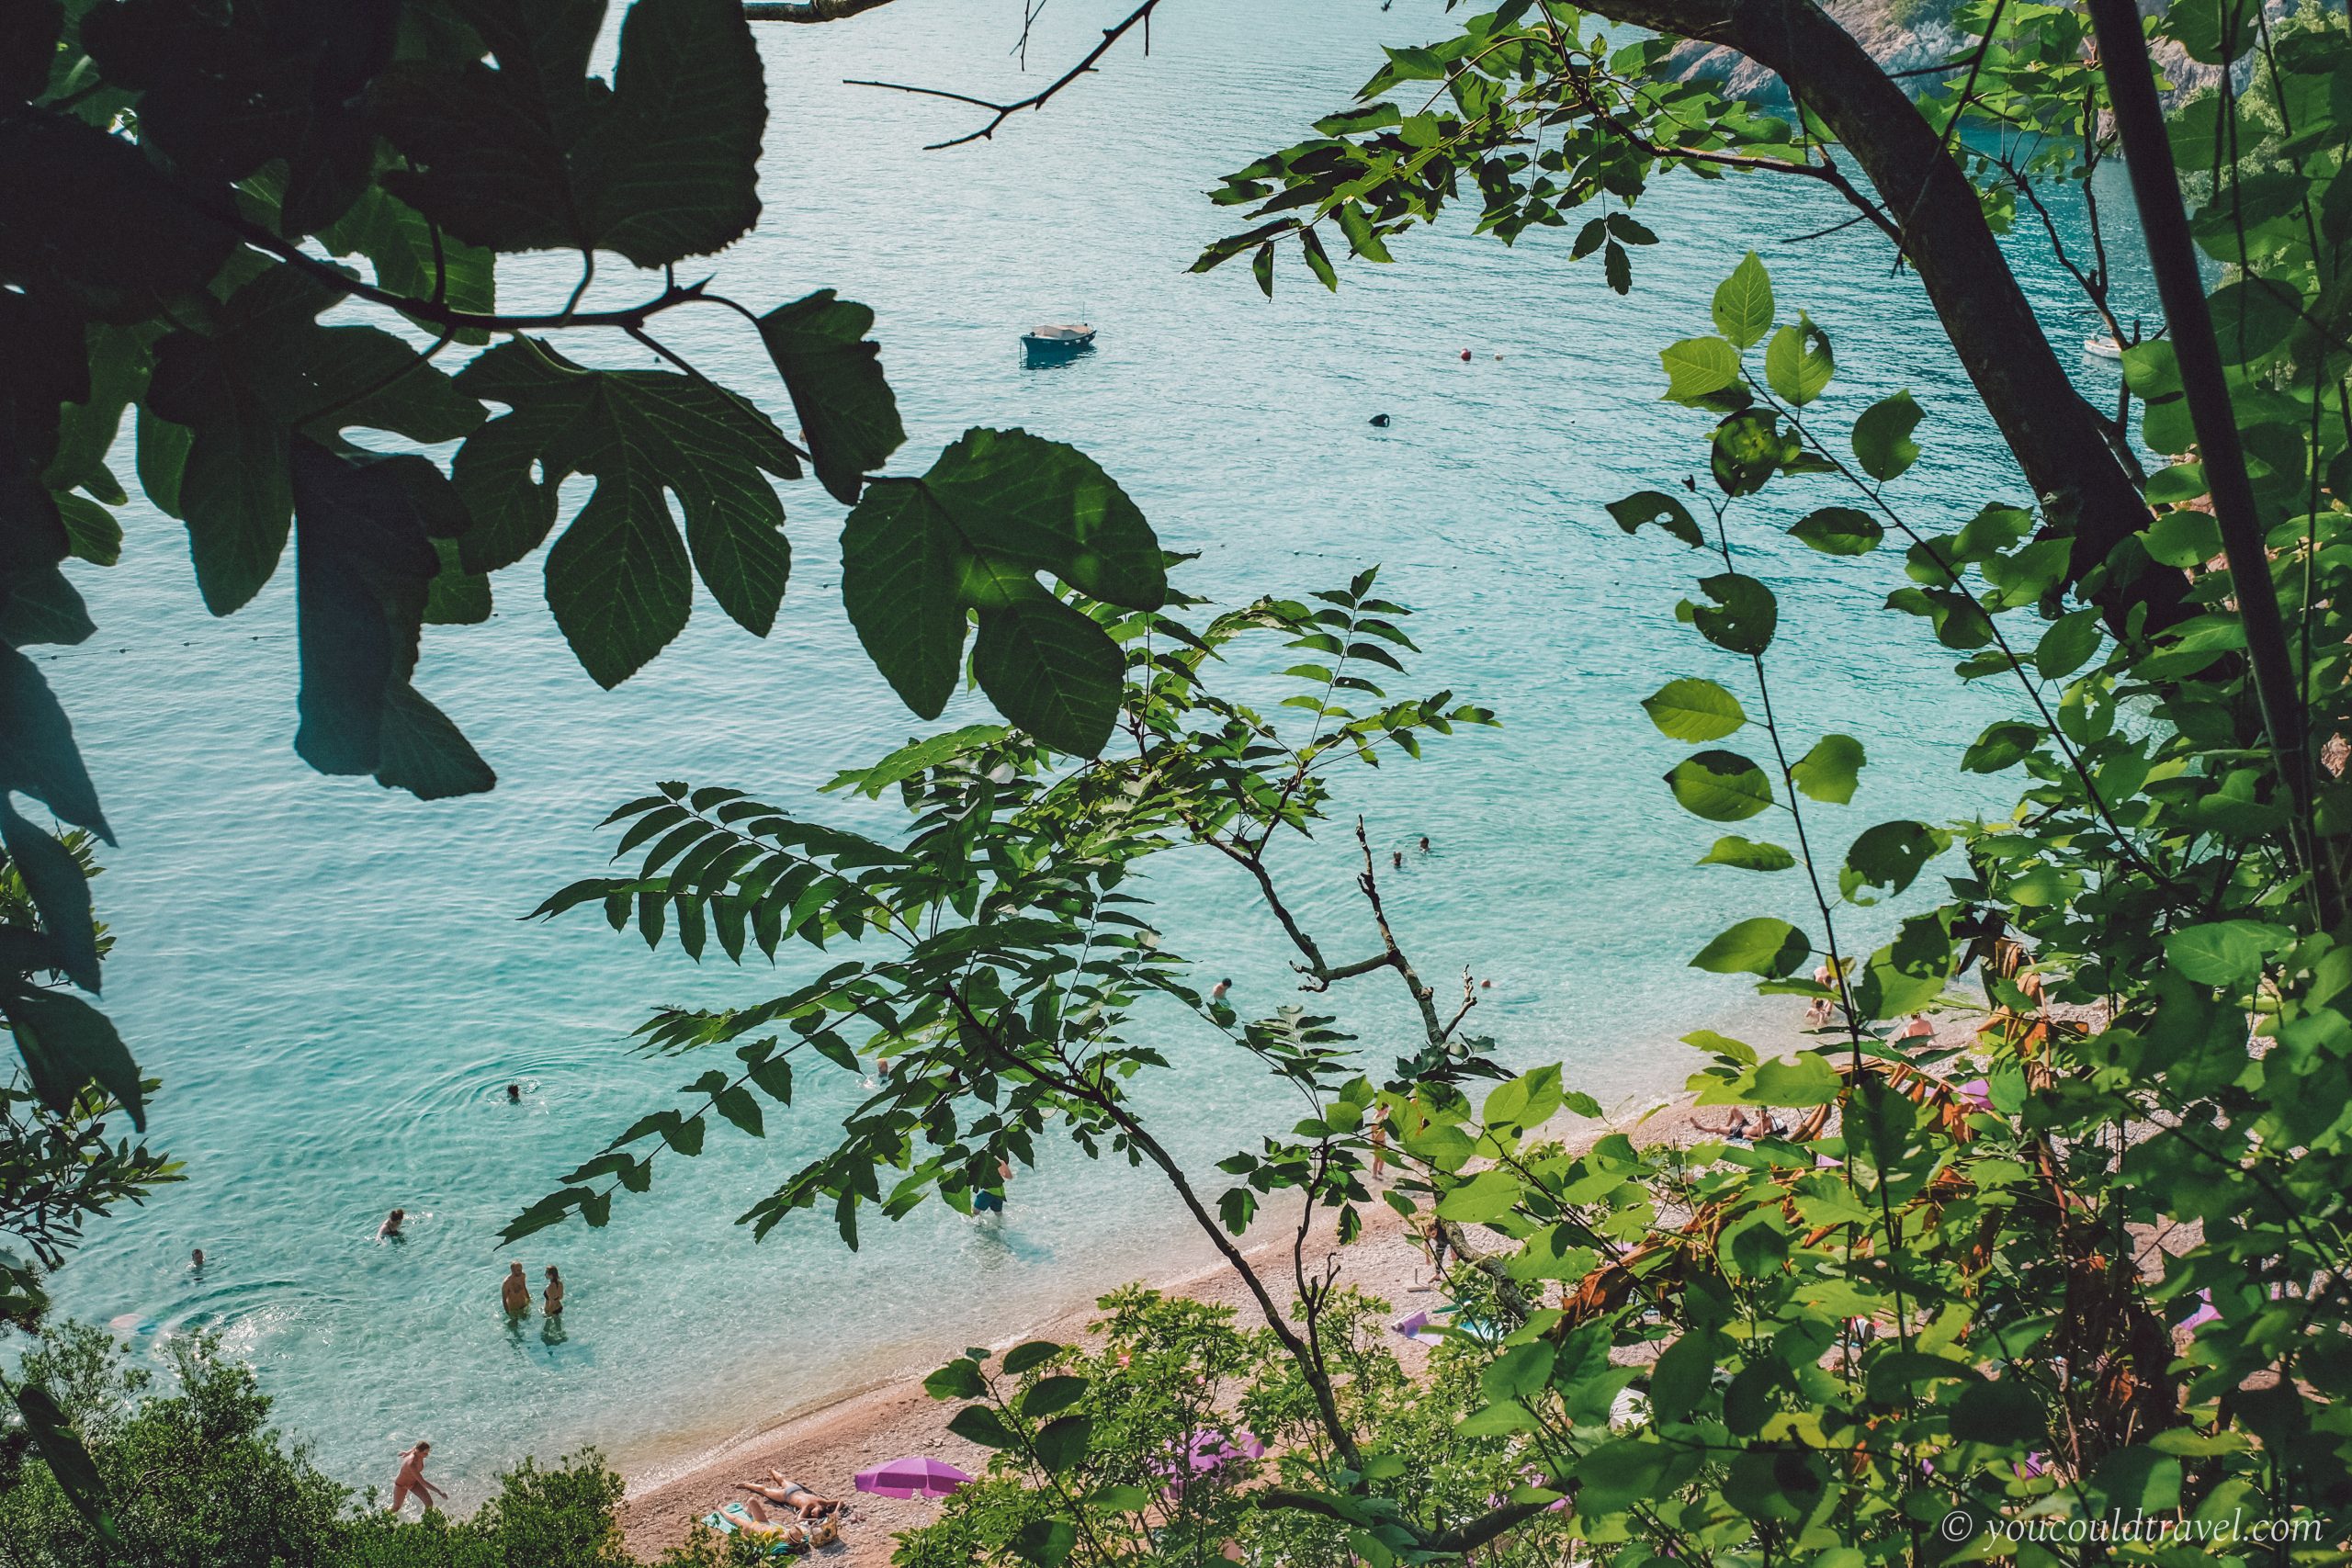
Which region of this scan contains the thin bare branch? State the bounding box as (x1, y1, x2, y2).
(848, 0, 1166, 150)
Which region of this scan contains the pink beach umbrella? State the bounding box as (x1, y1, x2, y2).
(854, 1456, 973, 1498)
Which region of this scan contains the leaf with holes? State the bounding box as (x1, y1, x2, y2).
(1765, 312, 1835, 405)
(1689, 573, 1776, 656)
(1607, 490, 1703, 548)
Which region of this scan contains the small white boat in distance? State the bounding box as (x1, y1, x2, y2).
(2085, 333, 2124, 359)
(1022, 322, 1096, 365)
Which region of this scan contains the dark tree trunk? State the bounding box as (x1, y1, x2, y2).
(1586, 0, 2183, 627)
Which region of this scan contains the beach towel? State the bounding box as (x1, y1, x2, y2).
(701, 1502, 809, 1556)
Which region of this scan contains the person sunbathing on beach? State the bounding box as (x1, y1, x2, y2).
(1696, 1109, 1754, 1139)
(737, 1472, 842, 1520)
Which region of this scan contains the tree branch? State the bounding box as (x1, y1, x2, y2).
(848, 0, 1165, 150)
(2085, 0, 2339, 928)
(1571, 0, 2182, 632)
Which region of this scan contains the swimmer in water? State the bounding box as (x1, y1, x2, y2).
(1209, 977, 1232, 1005)
(378, 1208, 405, 1240)
(190, 1247, 205, 1272)
(506, 1083, 521, 1103)
(1418, 836, 1431, 854)
(1392, 850, 1403, 869)
(502, 1261, 531, 1316)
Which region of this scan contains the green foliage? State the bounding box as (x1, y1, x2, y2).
(0, 1322, 703, 1568)
(515, 567, 1496, 1246)
(0, 0, 1177, 1347)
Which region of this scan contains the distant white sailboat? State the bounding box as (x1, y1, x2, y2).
(2084, 333, 2125, 359)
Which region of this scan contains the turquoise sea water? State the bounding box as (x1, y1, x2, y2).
(33, 0, 2155, 1506)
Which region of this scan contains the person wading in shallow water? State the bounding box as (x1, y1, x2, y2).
(502, 1261, 531, 1316)
(543, 1264, 564, 1316)
(388, 1441, 447, 1515)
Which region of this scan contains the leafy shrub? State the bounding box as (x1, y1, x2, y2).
(0, 1323, 712, 1568)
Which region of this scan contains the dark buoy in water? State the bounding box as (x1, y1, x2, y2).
(1458, 348, 1473, 361)
(1369, 412, 1391, 427)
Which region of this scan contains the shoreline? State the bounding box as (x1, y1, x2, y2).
(616, 1090, 1727, 1563)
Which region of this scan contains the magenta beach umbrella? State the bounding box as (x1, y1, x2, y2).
(854, 1456, 973, 1498)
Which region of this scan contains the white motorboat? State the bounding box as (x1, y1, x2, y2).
(1022, 322, 1097, 363)
(2084, 333, 2124, 359)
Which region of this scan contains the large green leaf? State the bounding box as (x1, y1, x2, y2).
(1698, 835, 1795, 872)
(1764, 312, 1834, 405)
(1690, 917, 1808, 977)
(1689, 572, 1776, 656)
(1790, 733, 1864, 805)
(1712, 252, 1775, 350)
(1841, 820, 1947, 902)
(841, 430, 1161, 754)
(376, 0, 765, 266)
(11, 1382, 117, 1543)
(2165, 920, 2284, 987)
(970, 592, 1125, 758)
(1607, 490, 1703, 548)
(756, 290, 906, 504)
(148, 267, 482, 615)
(290, 441, 492, 797)
(1659, 335, 1742, 404)
(1851, 391, 1924, 481)
(1790, 506, 1882, 556)
(0, 114, 235, 322)
(0, 982, 142, 1127)
(1032, 1414, 1093, 1474)
(839, 479, 967, 720)
(0, 644, 108, 839)
(453, 340, 797, 685)
(1667, 750, 1772, 821)
(0, 804, 98, 993)
(1642, 677, 1747, 740)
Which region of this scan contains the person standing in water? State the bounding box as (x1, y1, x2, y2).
(502, 1261, 531, 1316)
(378, 1208, 405, 1240)
(542, 1265, 564, 1317)
(1208, 977, 1232, 1006)
(189, 1247, 205, 1273)
(1418, 836, 1431, 854)
(388, 1441, 447, 1515)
